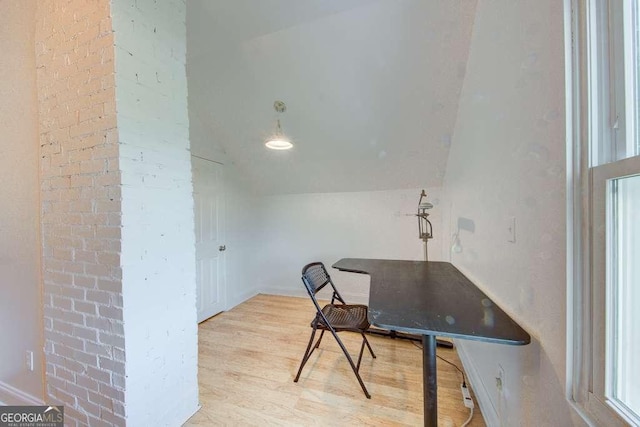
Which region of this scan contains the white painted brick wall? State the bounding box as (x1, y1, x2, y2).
(112, 0, 199, 425)
(35, 1, 198, 425)
(35, 1, 126, 425)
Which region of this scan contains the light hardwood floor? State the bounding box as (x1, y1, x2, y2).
(185, 294, 485, 426)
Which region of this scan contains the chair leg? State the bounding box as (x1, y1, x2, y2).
(362, 333, 376, 359)
(314, 329, 325, 349)
(356, 338, 366, 371)
(329, 328, 371, 399)
(294, 327, 318, 383)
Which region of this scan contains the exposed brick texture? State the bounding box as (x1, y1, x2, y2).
(34, 1, 198, 425)
(35, 1, 125, 425)
(112, 0, 199, 425)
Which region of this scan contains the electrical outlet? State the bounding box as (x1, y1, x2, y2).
(496, 364, 505, 392)
(25, 351, 34, 371)
(496, 364, 506, 425)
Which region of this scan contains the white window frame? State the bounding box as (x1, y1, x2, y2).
(591, 157, 640, 426)
(568, 0, 640, 426)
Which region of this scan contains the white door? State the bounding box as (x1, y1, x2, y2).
(192, 156, 226, 323)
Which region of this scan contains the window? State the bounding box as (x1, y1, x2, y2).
(570, 0, 640, 425)
(592, 157, 640, 425)
(609, 174, 640, 419)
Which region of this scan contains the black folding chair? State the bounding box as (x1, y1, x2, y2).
(293, 262, 376, 398)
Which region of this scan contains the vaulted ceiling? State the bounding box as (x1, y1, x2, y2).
(187, 0, 477, 195)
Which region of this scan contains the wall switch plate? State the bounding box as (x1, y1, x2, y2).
(507, 216, 516, 243)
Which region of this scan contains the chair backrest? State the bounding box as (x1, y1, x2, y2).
(301, 262, 331, 294)
(301, 262, 345, 304)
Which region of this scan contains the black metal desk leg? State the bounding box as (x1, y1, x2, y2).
(422, 335, 438, 427)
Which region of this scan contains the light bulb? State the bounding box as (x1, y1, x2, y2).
(265, 137, 293, 150)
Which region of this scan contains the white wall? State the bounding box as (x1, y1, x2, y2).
(256, 188, 443, 303)
(112, 1, 199, 425)
(0, 0, 44, 404)
(442, 1, 580, 425)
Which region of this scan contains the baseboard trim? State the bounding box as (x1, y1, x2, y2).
(0, 381, 44, 406)
(454, 340, 498, 427)
(259, 286, 307, 299)
(259, 287, 368, 304)
(182, 403, 202, 425)
(227, 287, 260, 311)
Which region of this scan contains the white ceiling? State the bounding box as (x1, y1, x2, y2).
(187, 0, 477, 195)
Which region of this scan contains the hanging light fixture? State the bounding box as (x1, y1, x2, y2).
(265, 100, 293, 150)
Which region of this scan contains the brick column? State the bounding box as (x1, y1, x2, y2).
(35, 1, 198, 425)
(112, 0, 199, 424)
(35, 1, 125, 425)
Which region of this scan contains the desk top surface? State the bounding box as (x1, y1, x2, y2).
(332, 258, 530, 345)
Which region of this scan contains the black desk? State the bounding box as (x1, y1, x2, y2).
(332, 258, 530, 427)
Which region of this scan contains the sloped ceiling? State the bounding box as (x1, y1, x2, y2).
(187, 0, 477, 195)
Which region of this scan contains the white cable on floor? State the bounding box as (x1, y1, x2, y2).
(460, 407, 474, 427)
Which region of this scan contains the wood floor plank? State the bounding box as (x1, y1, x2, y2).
(185, 294, 485, 426)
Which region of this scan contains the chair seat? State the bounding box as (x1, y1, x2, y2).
(314, 304, 370, 331)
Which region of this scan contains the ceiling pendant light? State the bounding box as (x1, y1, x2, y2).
(265, 100, 293, 150)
